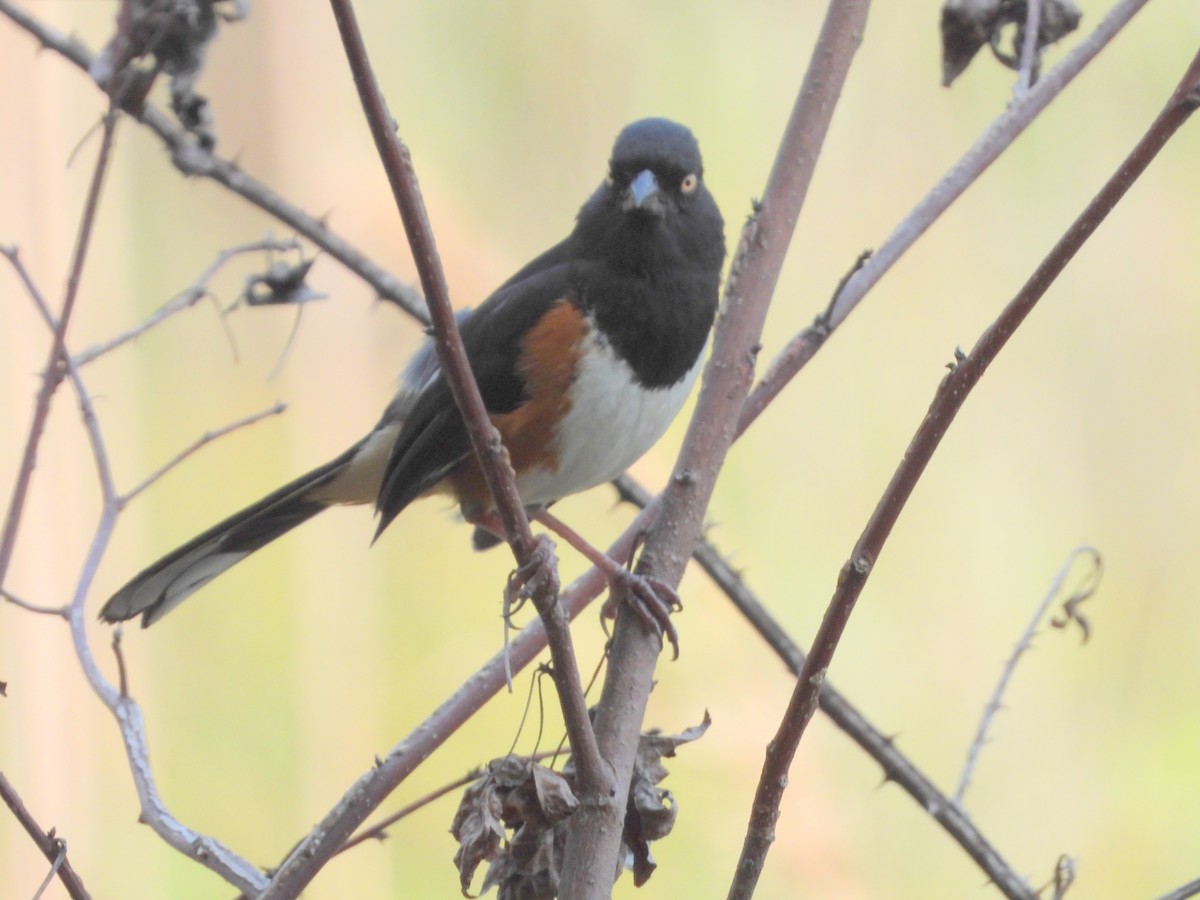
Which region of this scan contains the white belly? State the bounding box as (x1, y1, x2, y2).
(516, 331, 703, 506)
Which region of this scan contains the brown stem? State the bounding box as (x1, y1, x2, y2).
(736, 0, 1155, 440)
(0, 0, 427, 322)
(0, 98, 116, 594)
(728, 46, 1200, 900)
(557, 1, 872, 896)
(0, 771, 92, 899)
(260, 4, 604, 895)
(326, 0, 602, 792)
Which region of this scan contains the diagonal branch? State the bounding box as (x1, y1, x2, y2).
(955, 545, 1102, 804)
(736, 0, 1155, 438)
(728, 44, 1200, 900)
(0, 0, 427, 323)
(0, 103, 117, 594)
(0, 771, 91, 900)
(260, 3, 601, 895)
(6, 239, 270, 895)
(559, 1, 872, 895)
(324, 0, 601, 799)
(612, 474, 1031, 893)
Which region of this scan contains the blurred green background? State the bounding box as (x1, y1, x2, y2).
(2, 2, 1199, 897)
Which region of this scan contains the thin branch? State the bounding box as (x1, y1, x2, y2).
(260, 3, 599, 895)
(1015, 0, 1043, 95)
(613, 475, 1031, 893)
(0, 104, 117, 593)
(0, 0, 428, 323)
(0, 771, 92, 900)
(736, 0, 1155, 440)
(729, 46, 1200, 900)
(329, 0, 596, 801)
(0, 587, 67, 618)
(71, 238, 301, 367)
(1157, 876, 1200, 900)
(337, 769, 482, 856)
(6, 203, 270, 896)
(955, 546, 1102, 804)
(58, 369, 270, 895)
(120, 401, 287, 504)
(558, 1, 872, 896)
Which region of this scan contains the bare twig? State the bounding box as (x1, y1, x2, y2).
(0, 771, 91, 900)
(71, 238, 301, 366)
(560, 1, 872, 896)
(1157, 876, 1200, 900)
(0, 106, 117, 593)
(1015, 0, 1044, 95)
(613, 475, 1032, 894)
(337, 769, 482, 856)
(59, 368, 270, 895)
(0, 587, 66, 617)
(6, 206, 270, 896)
(0, 0, 428, 323)
(955, 546, 1102, 804)
(259, 3, 599, 895)
(736, 0, 1155, 440)
(730, 45, 1200, 900)
(121, 401, 287, 503)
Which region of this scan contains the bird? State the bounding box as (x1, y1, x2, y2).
(99, 117, 726, 630)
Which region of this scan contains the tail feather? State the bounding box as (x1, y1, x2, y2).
(100, 447, 360, 627)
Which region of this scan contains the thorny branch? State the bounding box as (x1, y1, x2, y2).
(736, 0, 1154, 438)
(0, 0, 427, 322)
(3, 243, 270, 893)
(0, 771, 91, 900)
(260, 3, 600, 895)
(612, 476, 1030, 894)
(955, 546, 1102, 804)
(563, 2, 871, 897)
(1, 0, 1190, 896)
(728, 43, 1200, 900)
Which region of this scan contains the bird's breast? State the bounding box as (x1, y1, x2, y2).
(514, 326, 703, 506)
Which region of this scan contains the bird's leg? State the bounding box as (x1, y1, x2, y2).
(531, 509, 681, 659)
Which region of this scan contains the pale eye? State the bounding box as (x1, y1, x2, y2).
(680, 173, 698, 194)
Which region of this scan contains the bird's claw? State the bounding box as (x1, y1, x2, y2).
(505, 534, 560, 614)
(602, 569, 682, 659)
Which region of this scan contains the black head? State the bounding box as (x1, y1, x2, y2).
(608, 118, 705, 215)
(574, 118, 724, 275)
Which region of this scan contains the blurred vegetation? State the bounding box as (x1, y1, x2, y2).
(1, 2, 1198, 898)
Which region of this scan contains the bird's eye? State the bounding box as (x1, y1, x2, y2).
(680, 173, 698, 194)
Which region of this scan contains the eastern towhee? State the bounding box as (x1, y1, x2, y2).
(100, 118, 726, 629)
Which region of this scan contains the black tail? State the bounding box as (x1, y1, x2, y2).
(100, 449, 357, 627)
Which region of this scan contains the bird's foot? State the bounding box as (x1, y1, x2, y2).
(601, 568, 682, 660)
(504, 533, 560, 615)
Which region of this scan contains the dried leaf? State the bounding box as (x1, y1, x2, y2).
(89, 0, 245, 148)
(451, 757, 578, 899)
(940, 0, 1002, 87)
(240, 258, 325, 307)
(621, 713, 710, 887)
(940, 0, 1081, 87)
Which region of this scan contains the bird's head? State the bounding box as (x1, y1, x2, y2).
(576, 118, 724, 272)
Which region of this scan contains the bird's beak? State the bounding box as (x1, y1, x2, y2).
(623, 169, 664, 216)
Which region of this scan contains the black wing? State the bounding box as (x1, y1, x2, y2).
(373, 257, 581, 536)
